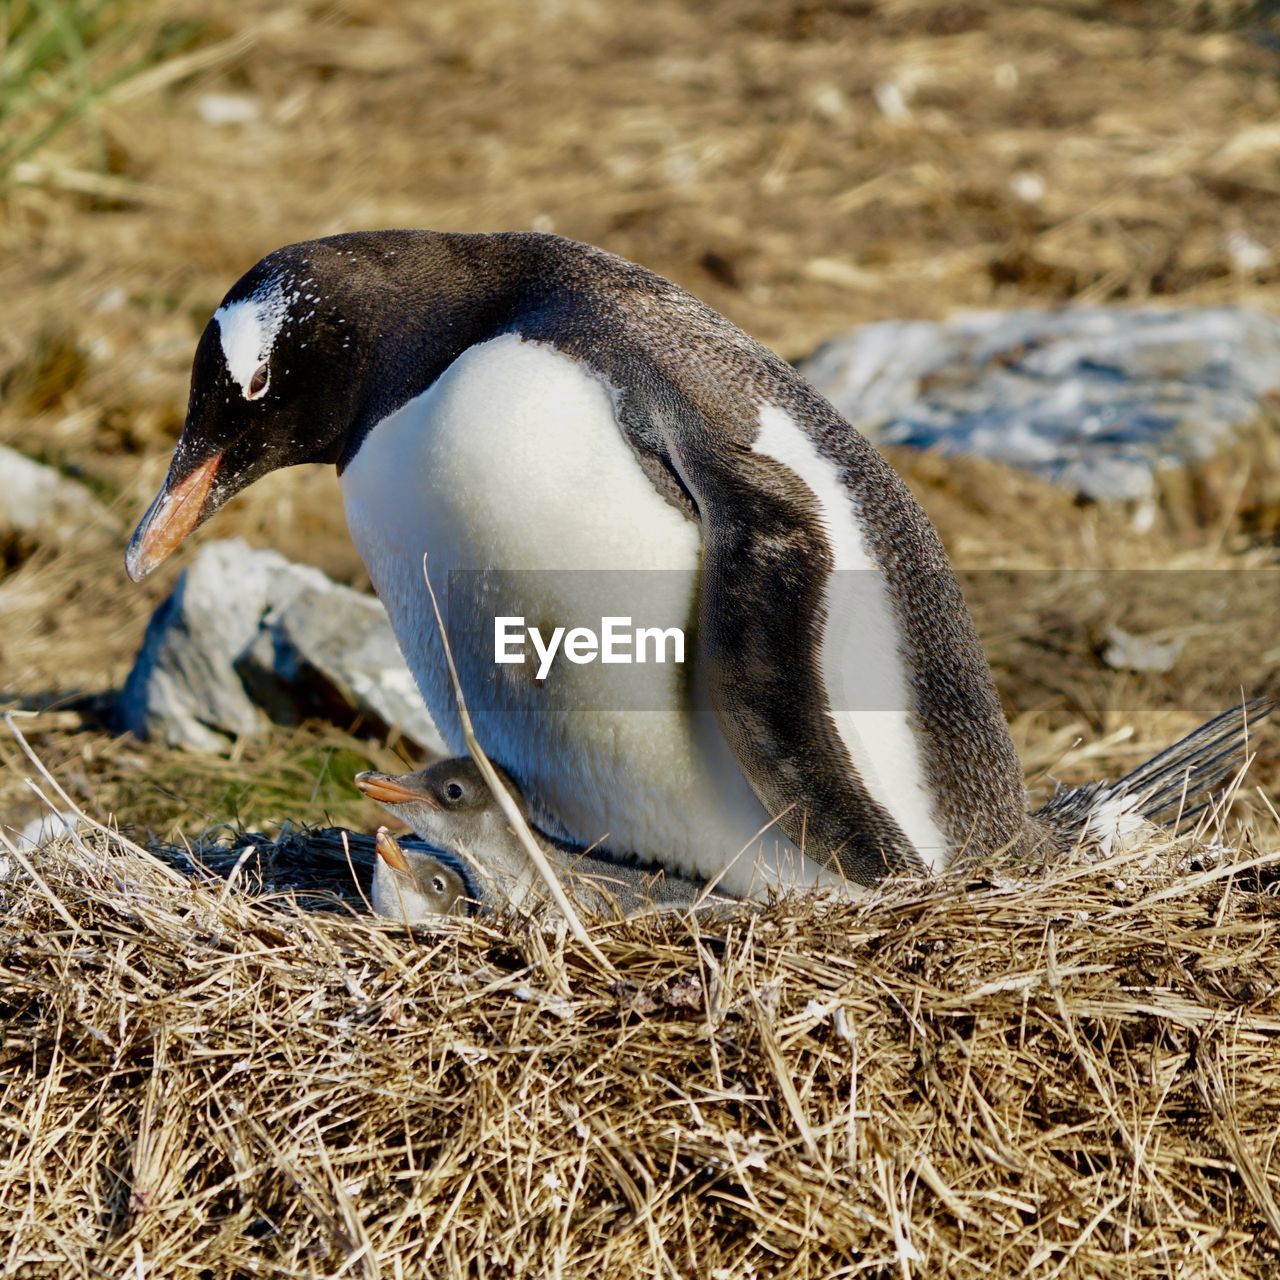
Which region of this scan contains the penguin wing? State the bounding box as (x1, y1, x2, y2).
(680, 432, 931, 886)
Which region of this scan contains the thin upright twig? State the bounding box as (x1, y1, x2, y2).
(419, 553, 615, 975)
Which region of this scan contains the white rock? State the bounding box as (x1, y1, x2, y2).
(119, 538, 446, 755)
(1224, 231, 1270, 276)
(873, 81, 910, 121)
(1011, 172, 1045, 203)
(1102, 627, 1184, 674)
(91, 286, 128, 314)
(13, 810, 81, 852)
(0, 446, 114, 544)
(799, 307, 1280, 501)
(196, 93, 261, 127)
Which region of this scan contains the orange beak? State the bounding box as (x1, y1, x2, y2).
(374, 827, 412, 875)
(356, 771, 437, 808)
(125, 454, 221, 582)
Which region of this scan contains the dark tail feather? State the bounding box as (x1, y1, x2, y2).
(1034, 697, 1273, 847)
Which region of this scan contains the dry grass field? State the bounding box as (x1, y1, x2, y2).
(1, 1, 1279, 1276)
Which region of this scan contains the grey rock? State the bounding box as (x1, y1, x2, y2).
(0, 445, 116, 544)
(120, 538, 446, 754)
(799, 307, 1280, 500)
(1102, 627, 1184, 675)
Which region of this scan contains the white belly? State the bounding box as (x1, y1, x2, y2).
(341, 333, 843, 899)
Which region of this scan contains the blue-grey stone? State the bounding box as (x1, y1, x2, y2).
(799, 307, 1280, 500)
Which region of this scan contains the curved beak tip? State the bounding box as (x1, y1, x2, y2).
(375, 827, 412, 874)
(356, 772, 429, 806)
(124, 453, 222, 585)
(124, 532, 157, 583)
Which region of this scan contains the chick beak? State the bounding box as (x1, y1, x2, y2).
(125, 453, 222, 582)
(356, 771, 438, 808)
(374, 827, 412, 875)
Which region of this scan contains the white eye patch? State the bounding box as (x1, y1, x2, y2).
(214, 283, 288, 398)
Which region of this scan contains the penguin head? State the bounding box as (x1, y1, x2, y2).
(355, 757, 519, 829)
(126, 243, 365, 580)
(416, 758, 504, 814)
(356, 757, 530, 874)
(371, 829, 480, 921)
(125, 230, 480, 582)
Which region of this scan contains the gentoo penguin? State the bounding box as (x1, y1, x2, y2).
(371, 829, 476, 922)
(358, 758, 720, 916)
(125, 231, 1269, 897)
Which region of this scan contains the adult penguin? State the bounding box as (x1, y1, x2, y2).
(126, 231, 1251, 899)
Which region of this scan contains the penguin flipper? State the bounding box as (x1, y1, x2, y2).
(696, 510, 926, 887)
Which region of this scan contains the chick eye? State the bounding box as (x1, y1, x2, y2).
(247, 362, 269, 398)
(445, 781, 464, 802)
(432, 875, 447, 894)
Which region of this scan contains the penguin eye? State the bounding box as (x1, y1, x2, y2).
(445, 781, 464, 802)
(246, 362, 269, 399)
(431, 875, 447, 894)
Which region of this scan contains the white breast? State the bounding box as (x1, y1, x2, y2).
(341, 334, 841, 899)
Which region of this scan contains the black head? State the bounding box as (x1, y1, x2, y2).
(125, 229, 520, 582)
(187, 246, 367, 458)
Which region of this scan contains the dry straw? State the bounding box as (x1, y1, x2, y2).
(2, 731, 1278, 1277)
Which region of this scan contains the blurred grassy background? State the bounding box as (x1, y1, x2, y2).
(1, 0, 1277, 840)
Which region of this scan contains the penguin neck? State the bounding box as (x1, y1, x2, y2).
(335, 232, 557, 472)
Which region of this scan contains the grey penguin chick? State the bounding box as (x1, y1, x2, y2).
(371, 829, 477, 922)
(357, 758, 725, 917)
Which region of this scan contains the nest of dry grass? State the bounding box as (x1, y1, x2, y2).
(3, 809, 1278, 1278)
